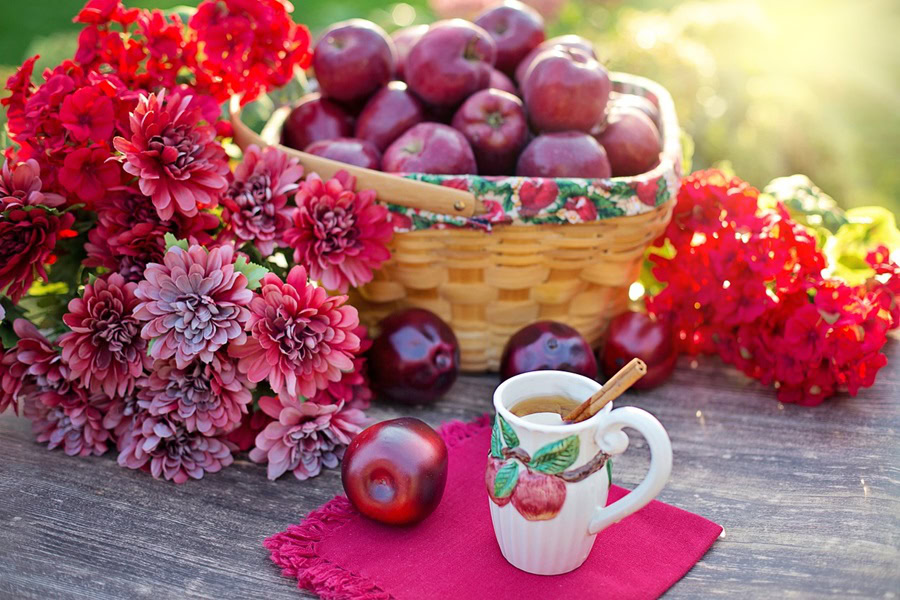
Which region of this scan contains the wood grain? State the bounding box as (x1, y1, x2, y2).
(1, 342, 898, 599)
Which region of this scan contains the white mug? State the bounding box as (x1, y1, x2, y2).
(486, 370, 672, 575)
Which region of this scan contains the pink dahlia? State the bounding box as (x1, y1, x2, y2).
(0, 207, 75, 303)
(249, 396, 368, 480)
(102, 392, 141, 449)
(14, 318, 68, 389)
(308, 325, 374, 411)
(117, 412, 234, 483)
(0, 347, 26, 414)
(59, 273, 149, 398)
(134, 244, 252, 368)
(0, 158, 65, 210)
(25, 386, 112, 457)
(230, 265, 361, 400)
(221, 144, 304, 257)
(284, 171, 392, 293)
(137, 354, 251, 434)
(113, 91, 229, 221)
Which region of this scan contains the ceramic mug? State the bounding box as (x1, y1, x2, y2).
(486, 370, 672, 575)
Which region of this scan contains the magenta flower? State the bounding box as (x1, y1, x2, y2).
(0, 158, 65, 210)
(0, 206, 75, 304)
(0, 347, 26, 415)
(117, 412, 234, 483)
(25, 386, 112, 457)
(284, 171, 392, 292)
(308, 325, 373, 411)
(113, 91, 229, 220)
(134, 244, 252, 368)
(221, 144, 304, 256)
(59, 273, 149, 398)
(249, 396, 368, 480)
(14, 318, 68, 389)
(230, 265, 361, 400)
(137, 354, 251, 434)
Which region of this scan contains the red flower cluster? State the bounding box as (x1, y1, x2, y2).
(647, 170, 899, 405)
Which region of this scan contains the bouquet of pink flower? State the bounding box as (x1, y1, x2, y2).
(0, 0, 392, 484)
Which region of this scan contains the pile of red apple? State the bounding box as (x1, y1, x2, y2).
(283, 1, 663, 180)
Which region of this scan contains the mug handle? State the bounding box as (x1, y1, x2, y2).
(588, 406, 673, 535)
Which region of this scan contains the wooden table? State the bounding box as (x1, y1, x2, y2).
(1, 342, 898, 600)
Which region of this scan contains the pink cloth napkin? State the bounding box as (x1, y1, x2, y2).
(266, 415, 722, 600)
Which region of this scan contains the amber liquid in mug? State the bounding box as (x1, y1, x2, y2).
(510, 395, 580, 420)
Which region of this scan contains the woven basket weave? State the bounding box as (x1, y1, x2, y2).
(231, 73, 681, 372)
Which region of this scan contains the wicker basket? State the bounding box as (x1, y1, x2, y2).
(230, 73, 681, 372)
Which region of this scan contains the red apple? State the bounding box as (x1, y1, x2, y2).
(608, 91, 661, 129)
(594, 107, 662, 177)
(392, 24, 428, 81)
(304, 138, 382, 170)
(355, 81, 426, 151)
(313, 19, 396, 104)
(474, 0, 545, 75)
(516, 132, 611, 178)
(511, 470, 566, 521)
(367, 308, 460, 404)
(485, 457, 512, 507)
(514, 34, 596, 84)
(522, 47, 611, 133)
(405, 19, 496, 107)
(281, 93, 354, 151)
(383, 122, 477, 175)
(451, 89, 528, 176)
(601, 311, 676, 390)
(342, 417, 448, 525)
(500, 320, 598, 380)
(489, 67, 518, 95)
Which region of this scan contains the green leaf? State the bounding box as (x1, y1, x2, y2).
(490, 416, 502, 459)
(606, 458, 613, 484)
(164, 233, 189, 252)
(529, 435, 580, 475)
(493, 461, 519, 499)
(498, 415, 519, 448)
(234, 255, 269, 291)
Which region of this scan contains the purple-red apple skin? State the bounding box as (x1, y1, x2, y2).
(342, 417, 449, 525)
(522, 48, 611, 133)
(405, 19, 496, 107)
(281, 93, 354, 151)
(451, 89, 528, 176)
(313, 19, 396, 103)
(474, 0, 545, 75)
(392, 24, 428, 80)
(489, 68, 518, 96)
(517, 132, 611, 178)
(355, 81, 426, 151)
(511, 470, 567, 521)
(383, 122, 477, 175)
(514, 34, 596, 84)
(486, 457, 512, 506)
(608, 92, 661, 129)
(304, 138, 382, 170)
(500, 320, 598, 380)
(594, 107, 661, 177)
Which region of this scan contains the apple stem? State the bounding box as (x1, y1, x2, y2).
(556, 450, 611, 483)
(501, 446, 532, 463)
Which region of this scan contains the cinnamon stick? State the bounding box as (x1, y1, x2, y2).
(563, 358, 647, 423)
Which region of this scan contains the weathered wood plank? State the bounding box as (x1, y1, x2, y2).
(1, 342, 898, 599)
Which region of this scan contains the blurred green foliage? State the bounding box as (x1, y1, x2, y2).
(0, 0, 897, 218)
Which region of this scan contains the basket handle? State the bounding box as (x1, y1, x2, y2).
(229, 96, 484, 218)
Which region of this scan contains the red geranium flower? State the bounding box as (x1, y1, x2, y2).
(58, 144, 121, 205)
(59, 86, 114, 143)
(113, 91, 229, 220)
(284, 171, 393, 292)
(0, 208, 75, 303)
(230, 265, 361, 400)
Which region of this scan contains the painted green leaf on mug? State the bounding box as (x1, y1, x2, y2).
(529, 435, 579, 474)
(494, 460, 519, 498)
(490, 416, 502, 459)
(498, 415, 519, 448)
(606, 458, 613, 484)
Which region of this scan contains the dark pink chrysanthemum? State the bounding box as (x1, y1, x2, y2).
(113, 91, 229, 220)
(230, 265, 361, 400)
(0, 158, 65, 210)
(25, 386, 112, 457)
(59, 273, 149, 398)
(102, 392, 141, 449)
(249, 396, 368, 480)
(14, 318, 68, 389)
(117, 412, 234, 483)
(225, 407, 271, 452)
(220, 144, 304, 257)
(308, 325, 373, 411)
(0, 347, 26, 415)
(0, 207, 75, 303)
(283, 171, 392, 293)
(137, 354, 251, 434)
(134, 244, 252, 368)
